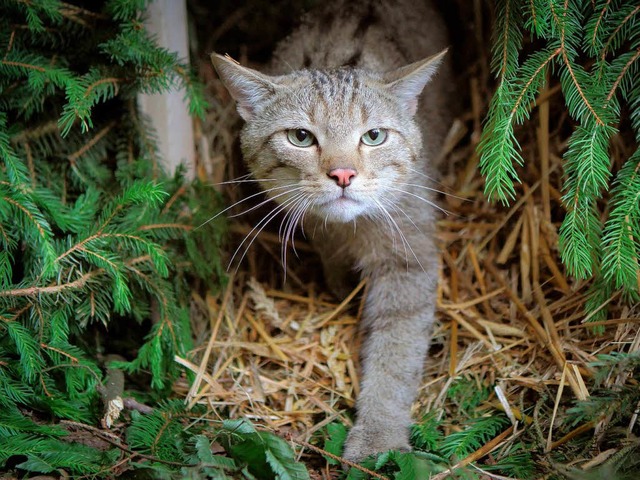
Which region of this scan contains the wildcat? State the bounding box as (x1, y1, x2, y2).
(212, 0, 454, 462)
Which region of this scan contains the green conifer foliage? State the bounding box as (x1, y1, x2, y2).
(0, 0, 258, 476)
(478, 0, 640, 302)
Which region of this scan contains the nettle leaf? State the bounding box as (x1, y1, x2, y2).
(265, 449, 310, 480)
(346, 456, 377, 480)
(227, 437, 271, 479)
(323, 422, 347, 465)
(371, 451, 419, 480)
(188, 434, 237, 478)
(220, 420, 309, 480)
(222, 418, 258, 436)
(394, 452, 417, 480)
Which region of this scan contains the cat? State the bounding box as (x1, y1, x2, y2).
(212, 0, 454, 463)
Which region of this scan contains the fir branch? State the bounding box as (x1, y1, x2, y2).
(56, 232, 148, 264)
(58, 2, 109, 21)
(162, 184, 187, 214)
(559, 198, 599, 278)
(553, 0, 606, 126)
(61, 420, 190, 468)
(40, 342, 78, 362)
(606, 47, 640, 102)
(560, 54, 606, 126)
(23, 141, 36, 188)
(83, 76, 121, 97)
(138, 223, 193, 231)
(593, 0, 612, 45)
(525, 0, 552, 38)
(439, 415, 511, 459)
(67, 120, 116, 164)
(0, 59, 45, 72)
(601, 149, 640, 291)
(600, 4, 640, 61)
(0, 255, 150, 297)
(586, 0, 614, 54)
(0, 113, 30, 185)
(478, 47, 560, 202)
(9, 120, 59, 144)
(529, 0, 538, 34)
(511, 47, 562, 116)
(491, 0, 523, 80)
(2, 195, 50, 244)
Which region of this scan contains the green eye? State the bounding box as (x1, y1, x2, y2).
(361, 128, 388, 146)
(287, 129, 315, 147)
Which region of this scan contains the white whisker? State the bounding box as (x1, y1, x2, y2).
(380, 196, 424, 236)
(281, 196, 313, 271)
(229, 185, 304, 218)
(279, 195, 307, 266)
(387, 187, 452, 216)
(406, 166, 447, 186)
(373, 198, 425, 272)
(228, 192, 306, 272)
(209, 178, 281, 186)
(372, 198, 402, 261)
(197, 183, 302, 229)
(395, 181, 468, 201)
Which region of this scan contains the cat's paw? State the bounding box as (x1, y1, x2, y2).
(342, 423, 411, 463)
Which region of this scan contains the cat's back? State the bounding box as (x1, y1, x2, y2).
(270, 0, 448, 72)
(270, 0, 455, 158)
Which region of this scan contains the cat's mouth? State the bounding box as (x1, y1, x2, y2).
(313, 194, 367, 222)
(319, 192, 359, 206)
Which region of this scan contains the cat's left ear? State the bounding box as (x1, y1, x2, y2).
(384, 49, 448, 116)
(211, 53, 279, 121)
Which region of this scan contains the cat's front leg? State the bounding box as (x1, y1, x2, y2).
(343, 266, 437, 462)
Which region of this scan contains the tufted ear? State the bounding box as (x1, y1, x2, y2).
(211, 53, 278, 121)
(384, 49, 448, 116)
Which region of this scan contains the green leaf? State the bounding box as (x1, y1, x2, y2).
(265, 450, 310, 480)
(393, 452, 417, 480)
(323, 422, 347, 465)
(223, 418, 259, 436)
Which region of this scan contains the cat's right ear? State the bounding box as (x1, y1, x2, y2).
(211, 53, 277, 121)
(384, 49, 448, 116)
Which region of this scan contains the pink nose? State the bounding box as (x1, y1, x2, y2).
(328, 168, 357, 188)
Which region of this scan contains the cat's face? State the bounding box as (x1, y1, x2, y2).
(212, 52, 445, 224)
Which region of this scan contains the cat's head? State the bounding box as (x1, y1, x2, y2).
(212, 51, 445, 223)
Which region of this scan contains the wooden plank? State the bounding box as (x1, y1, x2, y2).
(138, 0, 195, 179)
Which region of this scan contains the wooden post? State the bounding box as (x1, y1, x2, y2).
(138, 0, 195, 179)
